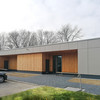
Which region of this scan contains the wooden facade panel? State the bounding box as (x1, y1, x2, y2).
(62, 52, 78, 73)
(0, 56, 17, 70)
(17, 53, 42, 72)
(42, 54, 53, 72)
(9, 56, 17, 70)
(0, 50, 77, 73)
(43, 50, 78, 73)
(0, 57, 8, 69)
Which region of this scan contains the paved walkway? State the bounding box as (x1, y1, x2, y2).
(7, 72, 100, 95)
(0, 80, 39, 97)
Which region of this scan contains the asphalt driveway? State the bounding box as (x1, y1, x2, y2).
(5, 72, 100, 95)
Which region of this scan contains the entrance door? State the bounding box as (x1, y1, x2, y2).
(53, 56, 62, 73)
(45, 59, 49, 73)
(4, 60, 9, 69)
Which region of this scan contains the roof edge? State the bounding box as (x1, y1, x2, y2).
(0, 37, 100, 52)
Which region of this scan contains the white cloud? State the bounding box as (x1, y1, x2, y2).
(0, 0, 100, 39)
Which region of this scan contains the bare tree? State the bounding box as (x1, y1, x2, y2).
(43, 31, 56, 45)
(37, 30, 57, 45)
(37, 30, 44, 45)
(6, 30, 39, 49)
(19, 30, 31, 48)
(57, 24, 82, 42)
(29, 32, 38, 46)
(0, 34, 5, 50)
(5, 24, 82, 49)
(6, 30, 31, 49)
(7, 31, 20, 49)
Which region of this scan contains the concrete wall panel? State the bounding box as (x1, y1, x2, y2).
(78, 49, 88, 74)
(45, 44, 61, 52)
(59, 43, 69, 50)
(88, 39, 100, 48)
(68, 42, 78, 50)
(78, 41, 87, 49)
(88, 48, 100, 75)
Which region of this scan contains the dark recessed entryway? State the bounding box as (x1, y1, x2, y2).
(45, 59, 50, 73)
(4, 60, 9, 69)
(53, 55, 62, 73)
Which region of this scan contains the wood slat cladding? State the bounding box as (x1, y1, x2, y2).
(0, 50, 78, 73)
(0, 55, 17, 70)
(17, 53, 42, 71)
(0, 57, 8, 69)
(42, 50, 78, 73)
(42, 54, 53, 72)
(9, 56, 17, 70)
(62, 51, 78, 73)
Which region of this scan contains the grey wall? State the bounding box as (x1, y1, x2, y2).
(78, 39, 100, 75)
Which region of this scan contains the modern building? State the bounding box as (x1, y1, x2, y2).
(0, 38, 100, 75)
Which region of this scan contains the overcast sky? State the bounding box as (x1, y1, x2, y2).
(0, 0, 100, 39)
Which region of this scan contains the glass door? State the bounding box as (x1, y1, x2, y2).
(53, 56, 62, 73)
(57, 56, 62, 72)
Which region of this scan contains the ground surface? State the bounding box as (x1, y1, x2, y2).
(0, 80, 39, 97)
(1, 86, 98, 100)
(1, 71, 100, 95)
(5, 72, 100, 95)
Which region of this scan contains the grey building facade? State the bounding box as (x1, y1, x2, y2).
(0, 38, 100, 75)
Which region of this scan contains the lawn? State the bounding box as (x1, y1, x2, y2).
(0, 86, 100, 100)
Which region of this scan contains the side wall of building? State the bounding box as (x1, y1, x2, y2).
(17, 53, 42, 72)
(41, 38, 100, 75)
(0, 38, 100, 75)
(78, 39, 100, 75)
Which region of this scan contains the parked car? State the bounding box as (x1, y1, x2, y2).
(0, 72, 7, 83)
